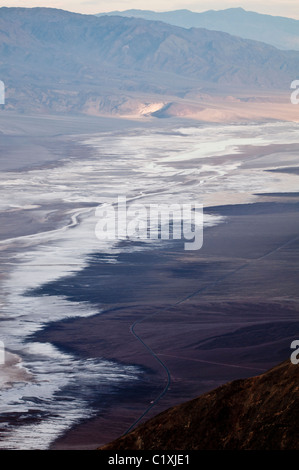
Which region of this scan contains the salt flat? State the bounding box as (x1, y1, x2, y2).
(0, 114, 298, 449)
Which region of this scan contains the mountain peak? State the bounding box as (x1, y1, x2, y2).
(1, 7, 299, 117)
(96, 7, 299, 50)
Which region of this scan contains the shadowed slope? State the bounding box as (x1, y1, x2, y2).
(100, 360, 299, 450)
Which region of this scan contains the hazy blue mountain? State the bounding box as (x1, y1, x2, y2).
(96, 8, 299, 51)
(1, 7, 299, 115)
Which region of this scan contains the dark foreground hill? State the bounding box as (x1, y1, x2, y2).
(100, 360, 299, 450)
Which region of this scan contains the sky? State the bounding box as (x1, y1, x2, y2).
(0, 1, 298, 20)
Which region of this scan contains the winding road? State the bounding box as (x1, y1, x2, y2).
(124, 232, 299, 435)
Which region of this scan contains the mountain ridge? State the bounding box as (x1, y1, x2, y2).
(100, 359, 299, 450)
(1, 7, 299, 119)
(96, 8, 299, 51)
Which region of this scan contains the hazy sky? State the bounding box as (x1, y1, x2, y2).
(0, 1, 298, 20)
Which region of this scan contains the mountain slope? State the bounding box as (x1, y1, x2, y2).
(2, 6, 298, 84)
(100, 360, 299, 450)
(96, 8, 299, 51)
(1, 7, 299, 117)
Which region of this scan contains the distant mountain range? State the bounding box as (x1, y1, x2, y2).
(97, 8, 299, 51)
(100, 360, 299, 450)
(1, 7, 299, 117)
